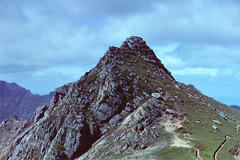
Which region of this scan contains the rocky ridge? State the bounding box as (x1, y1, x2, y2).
(1, 36, 240, 160)
(0, 81, 53, 122)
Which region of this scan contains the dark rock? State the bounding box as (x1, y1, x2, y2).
(109, 114, 123, 126)
(120, 110, 130, 117)
(195, 120, 202, 124)
(212, 125, 218, 130)
(213, 120, 222, 125)
(165, 108, 174, 114)
(33, 104, 49, 123)
(96, 103, 113, 121)
(9, 115, 18, 121)
(218, 111, 228, 120)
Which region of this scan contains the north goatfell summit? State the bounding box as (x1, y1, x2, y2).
(1, 36, 240, 160)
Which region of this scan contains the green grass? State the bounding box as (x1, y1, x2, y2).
(135, 69, 240, 160)
(169, 84, 240, 160)
(217, 130, 240, 160)
(53, 144, 66, 151)
(177, 101, 237, 159)
(155, 147, 195, 160)
(0, 151, 11, 160)
(101, 152, 131, 160)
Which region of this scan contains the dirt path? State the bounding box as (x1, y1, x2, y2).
(213, 127, 239, 160)
(195, 149, 203, 160)
(232, 127, 239, 137)
(163, 116, 191, 148)
(213, 136, 228, 160)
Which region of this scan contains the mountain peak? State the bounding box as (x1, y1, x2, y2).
(98, 36, 174, 80)
(120, 36, 147, 50)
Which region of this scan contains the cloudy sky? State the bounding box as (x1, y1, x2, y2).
(0, 0, 240, 105)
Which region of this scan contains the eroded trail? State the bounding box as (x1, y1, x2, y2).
(213, 127, 239, 160)
(213, 136, 228, 160)
(195, 149, 203, 160)
(162, 116, 191, 148)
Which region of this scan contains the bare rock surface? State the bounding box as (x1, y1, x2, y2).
(0, 115, 29, 157)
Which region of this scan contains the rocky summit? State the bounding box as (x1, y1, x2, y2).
(1, 36, 240, 160)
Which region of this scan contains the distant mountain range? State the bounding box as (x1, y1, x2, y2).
(230, 105, 240, 110)
(0, 80, 53, 122)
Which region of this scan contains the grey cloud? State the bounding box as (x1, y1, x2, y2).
(168, 44, 240, 69)
(120, 1, 240, 46)
(3, 0, 158, 22)
(1, 0, 240, 102)
(55, 0, 159, 18)
(0, 0, 27, 22)
(0, 65, 42, 74)
(0, 2, 106, 73)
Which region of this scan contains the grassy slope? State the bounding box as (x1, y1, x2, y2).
(98, 51, 240, 160)
(133, 54, 240, 159)
(159, 81, 240, 160)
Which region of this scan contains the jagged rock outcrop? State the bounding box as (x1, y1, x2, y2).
(0, 81, 53, 122)
(230, 147, 240, 158)
(79, 98, 166, 159)
(0, 115, 29, 158)
(1, 36, 239, 160)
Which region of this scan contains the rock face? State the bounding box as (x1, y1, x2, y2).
(79, 98, 165, 159)
(1, 36, 239, 160)
(0, 115, 29, 157)
(0, 81, 53, 122)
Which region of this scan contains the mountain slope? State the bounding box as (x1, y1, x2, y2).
(230, 105, 240, 111)
(0, 81, 53, 122)
(1, 36, 240, 160)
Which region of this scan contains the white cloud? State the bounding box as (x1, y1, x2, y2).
(159, 55, 184, 69)
(1, 0, 240, 72)
(152, 44, 179, 55)
(102, 0, 240, 46)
